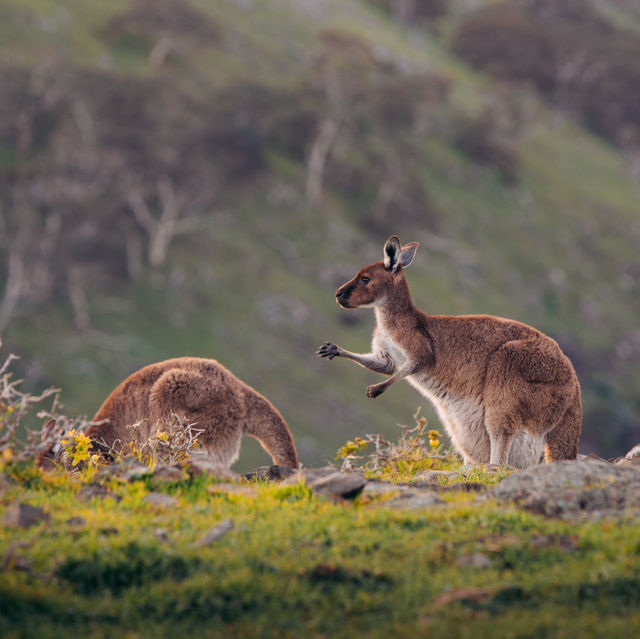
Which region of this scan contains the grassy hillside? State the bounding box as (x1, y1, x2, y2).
(1, 0, 639, 469)
(2, 458, 640, 638)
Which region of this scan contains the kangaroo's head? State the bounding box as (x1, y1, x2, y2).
(335, 236, 419, 309)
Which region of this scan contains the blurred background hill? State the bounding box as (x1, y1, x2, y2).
(1, 0, 639, 469)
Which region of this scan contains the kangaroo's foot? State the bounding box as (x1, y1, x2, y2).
(366, 383, 386, 399)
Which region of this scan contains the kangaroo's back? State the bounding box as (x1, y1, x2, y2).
(85, 357, 299, 468)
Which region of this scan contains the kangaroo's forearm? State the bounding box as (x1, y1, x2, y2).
(338, 348, 394, 375)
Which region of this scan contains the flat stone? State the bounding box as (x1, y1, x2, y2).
(144, 492, 181, 508)
(192, 519, 235, 547)
(384, 490, 445, 510)
(282, 466, 339, 483)
(66, 516, 88, 529)
(5, 503, 50, 529)
(151, 464, 186, 483)
(124, 463, 153, 482)
(244, 465, 297, 482)
(183, 458, 241, 481)
(491, 460, 640, 518)
(362, 481, 410, 496)
(94, 457, 150, 481)
(283, 467, 367, 500)
(412, 470, 459, 485)
(78, 483, 119, 502)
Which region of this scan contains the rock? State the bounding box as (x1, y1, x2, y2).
(312, 472, 367, 501)
(123, 463, 153, 482)
(492, 460, 640, 518)
(192, 519, 235, 547)
(412, 470, 459, 485)
(384, 490, 445, 510)
(362, 481, 411, 496)
(456, 552, 492, 569)
(283, 466, 338, 483)
(283, 467, 367, 501)
(78, 483, 119, 502)
(144, 492, 181, 509)
(66, 516, 88, 529)
(151, 464, 186, 483)
(209, 483, 259, 497)
(94, 457, 150, 481)
(244, 465, 297, 482)
(183, 458, 241, 481)
(5, 503, 50, 529)
(362, 480, 454, 508)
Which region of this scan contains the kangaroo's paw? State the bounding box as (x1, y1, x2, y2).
(366, 383, 385, 399)
(316, 342, 339, 360)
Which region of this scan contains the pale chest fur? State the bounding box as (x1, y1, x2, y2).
(373, 325, 408, 368)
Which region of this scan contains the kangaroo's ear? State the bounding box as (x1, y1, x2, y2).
(400, 242, 419, 269)
(383, 235, 402, 272)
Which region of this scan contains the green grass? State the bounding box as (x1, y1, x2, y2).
(2, 460, 640, 638)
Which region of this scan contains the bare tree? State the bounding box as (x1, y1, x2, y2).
(126, 178, 201, 269)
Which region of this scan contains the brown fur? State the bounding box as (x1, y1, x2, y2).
(317, 236, 582, 468)
(71, 357, 297, 468)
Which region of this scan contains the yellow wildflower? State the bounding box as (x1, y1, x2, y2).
(64, 431, 92, 466)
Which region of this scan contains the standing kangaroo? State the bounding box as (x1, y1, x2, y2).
(57, 357, 299, 468)
(316, 236, 582, 468)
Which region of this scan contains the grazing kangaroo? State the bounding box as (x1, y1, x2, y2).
(42, 357, 299, 468)
(316, 236, 582, 468)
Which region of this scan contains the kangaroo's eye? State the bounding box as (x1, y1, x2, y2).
(361, 276, 371, 284)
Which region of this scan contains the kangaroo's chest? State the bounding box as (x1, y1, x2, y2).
(373, 327, 407, 368)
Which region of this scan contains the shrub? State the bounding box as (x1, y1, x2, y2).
(452, 0, 640, 147)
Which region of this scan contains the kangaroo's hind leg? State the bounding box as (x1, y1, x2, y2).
(483, 338, 578, 468)
(148, 368, 243, 465)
